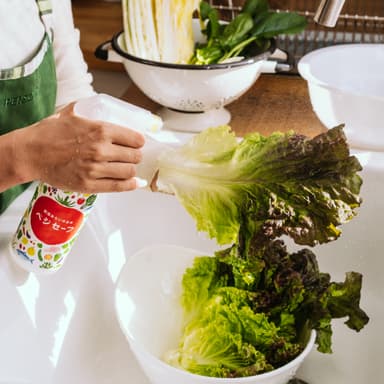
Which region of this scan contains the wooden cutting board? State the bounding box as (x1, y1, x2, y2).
(121, 74, 326, 138)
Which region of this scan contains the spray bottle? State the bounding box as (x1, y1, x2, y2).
(10, 94, 163, 273)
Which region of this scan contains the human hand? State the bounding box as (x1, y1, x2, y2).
(16, 102, 146, 193)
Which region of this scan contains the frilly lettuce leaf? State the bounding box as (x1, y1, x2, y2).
(161, 125, 369, 376)
(172, 241, 368, 373)
(157, 125, 362, 247)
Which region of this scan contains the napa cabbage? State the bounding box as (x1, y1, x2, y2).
(121, 0, 199, 63)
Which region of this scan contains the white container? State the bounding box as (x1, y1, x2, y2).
(10, 95, 163, 274)
(298, 44, 384, 151)
(115, 244, 316, 384)
(74, 93, 163, 133)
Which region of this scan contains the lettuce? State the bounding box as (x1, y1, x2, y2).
(159, 125, 369, 377)
(156, 125, 362, 248)
(166, 262, 301, 377)
(164, 241, 369, 376)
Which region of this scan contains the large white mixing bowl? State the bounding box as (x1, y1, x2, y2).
(298, 44, 384, 151)
(115, 244, 316, 384)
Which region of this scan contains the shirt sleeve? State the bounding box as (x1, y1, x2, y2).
(52, 0, 96, 109)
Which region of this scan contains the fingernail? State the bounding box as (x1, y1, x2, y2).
(135, 177, 148, 189)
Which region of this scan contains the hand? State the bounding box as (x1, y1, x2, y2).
(16, 102, 146, 193)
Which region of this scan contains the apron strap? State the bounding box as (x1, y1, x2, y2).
(36, 0, 53, 15)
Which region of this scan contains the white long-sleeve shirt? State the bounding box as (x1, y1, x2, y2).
(0, 0, 95, 108)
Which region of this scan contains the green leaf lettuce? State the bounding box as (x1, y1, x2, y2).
(156, 125, 362, 247)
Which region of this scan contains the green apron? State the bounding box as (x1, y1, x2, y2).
(0, 0, 57, 214)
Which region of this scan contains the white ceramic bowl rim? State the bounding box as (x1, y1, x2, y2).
(298, 44, 384, 102)
(111, 30, 275, 70)
(123, 329, 316, 383)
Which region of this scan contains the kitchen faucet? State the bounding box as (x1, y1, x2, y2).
(314, 0, 346, 27)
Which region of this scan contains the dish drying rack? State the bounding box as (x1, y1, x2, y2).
(208, 0, 384, 71)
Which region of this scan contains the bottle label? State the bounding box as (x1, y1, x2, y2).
(12, 183, 97, 272)
(30, 196, 84, 245)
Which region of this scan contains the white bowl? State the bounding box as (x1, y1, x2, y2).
(96, 21, 275, 132)
(298, 44, 384, 151)
(115, 244, 316, 384)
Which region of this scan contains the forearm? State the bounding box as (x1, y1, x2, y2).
(0, 129, 30, 192)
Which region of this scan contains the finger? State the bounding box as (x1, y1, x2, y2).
(81, 177, 147, 193)
(88, 161, 137, 179)
(108, 123, 145, 148)
(104, 145, 143, 164)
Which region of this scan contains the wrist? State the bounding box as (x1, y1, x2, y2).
(9, 128, 35, 185)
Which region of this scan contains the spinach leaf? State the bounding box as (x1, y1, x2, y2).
(242, 0, 269, 17)
(251, 11, 308, 38)
(220, 12, 254, 49)
(199, 1, 221, 42)
(190, 1, 307, 65)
